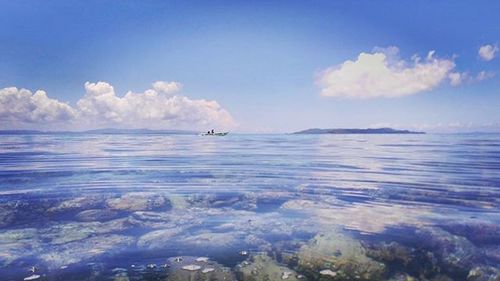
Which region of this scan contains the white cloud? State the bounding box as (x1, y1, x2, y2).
(476, 70, 495, 81)
(478, 44, 499, 61)
(448, 70, 495, 87)
(0, 81, 236, 130)
(77, 81, 235, 130)
(152, 81, 182, 95)
(318, 47, 456, 98)
(0, 87, 76, 126)
(448, 72, 464, 86)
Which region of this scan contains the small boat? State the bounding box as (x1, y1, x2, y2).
(200, 132, 229, 136)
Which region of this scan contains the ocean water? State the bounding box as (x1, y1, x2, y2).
(0, 133, 499, 281)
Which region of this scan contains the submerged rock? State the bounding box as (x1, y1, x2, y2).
(319, 269, 337, 277)
(0, 207, 15, 227)
(483, 244, 500, 263)
(168, 195, 190, 210)
(182, 264, 201, 271)
(295, 231, 386, 280)
(0, 228, 38, 244)
(165, 256, 235, 281)
(136, 227, 185, 249)
(75, 209, 120, 222)
(211, 210, 316, 240)
(236, 254, 301, 281)
(245, 234, 273, 252)
(106, 192, 171, 211)
(39, 218, 133, 245)
(176, 231, 242, 253)
(467, 266, 500, 281)
(48, 196, 105, 213)
(202, 267, 215, 273)
(129, 210, 201, 229)
(0, 199, 54, 228)
(365, 241, 414, 266)
(184, 192, 261, 211)
(364, 240, 442, 279)
(441, 222, 500, 246)
(0, 228, 40, 267)
(281, 199, 431, 234)
(386, 272, 418, 281)
(23, 274, 41, 281)
(415, 227, 482, 275)
(112, 271, 129, 281)
(430, 275, 454, 281)
(282, 271, 293, 279)
(40, 234, 135, 269)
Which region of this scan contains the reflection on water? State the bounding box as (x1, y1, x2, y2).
(0, 133, 499, 280)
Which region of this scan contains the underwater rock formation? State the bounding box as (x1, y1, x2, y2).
(415, 227, 482, 276)
(0, 206, 15, 227)
(165, 256, 236, 281)
(236, 254, 301, 281)
(40, 234, 135, 269)
(364, 240, 443, 279)
(441, 222, 500, 246)
(39, 218, 133, 245)
(106, 192, 171, 211)
(186, 193, 258, 210)
(386, 272, 418, 281)
(75, 209, 120, 222)
(364, 242, 414, 267)
(294, 231, 386, 280)
(176, 231, 243, 253)
(48, 196, 105, 213)
(281, 199, 432, 234)
(482, 245, 500, 263)
(1, 191, 498, 280)
(129, 209, 203, 229)
(0, 228, 40, 267)
(137, 227, 185, 250)
(467, 266, 500, 281)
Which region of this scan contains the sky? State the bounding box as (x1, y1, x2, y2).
(0, 0, 499, 133)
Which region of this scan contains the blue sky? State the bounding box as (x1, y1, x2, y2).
(0, 0, 499, 132)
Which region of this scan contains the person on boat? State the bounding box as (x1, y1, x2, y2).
(211, 129, 214, 134)
(207, 130, 211, 135)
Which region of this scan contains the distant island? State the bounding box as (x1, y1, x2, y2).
(0, 128, 198, 135)
(293, 127, 425, 134)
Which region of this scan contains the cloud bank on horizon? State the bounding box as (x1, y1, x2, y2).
(0, 81, 235, 131)
(317, 46, 495, 99)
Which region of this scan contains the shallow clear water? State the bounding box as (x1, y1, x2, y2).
(0, 133, 499, 280)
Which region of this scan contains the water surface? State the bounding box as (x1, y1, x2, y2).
(0, 133, 499, 280)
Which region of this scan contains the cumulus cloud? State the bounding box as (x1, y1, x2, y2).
(317, 47, 456, 98)
(152, 81, 182, 95)
(447, 70, 495, 87)
(0, 81, 235, 130)
(448, 72, 463, 86)
(478, 44, 498, 61)
(0, 87, 76, 126)
(476, 70, 495, 81)
(76, 81, 235, 130)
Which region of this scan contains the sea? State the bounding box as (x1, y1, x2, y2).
(0, 132, 499, 281)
